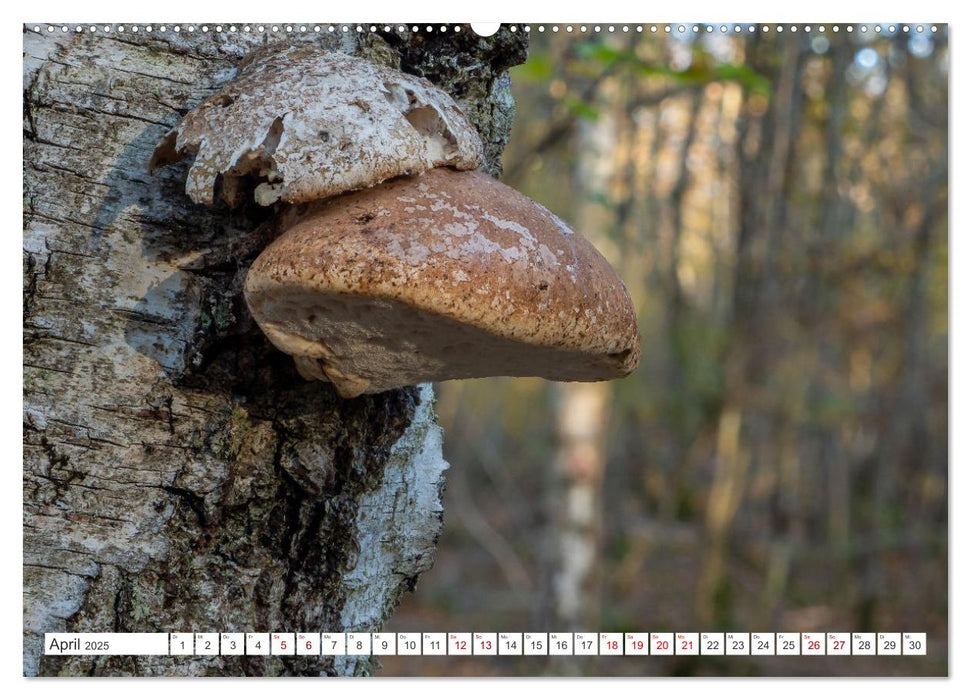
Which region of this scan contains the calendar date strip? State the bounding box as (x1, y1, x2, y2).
(45, 632, 927, 656)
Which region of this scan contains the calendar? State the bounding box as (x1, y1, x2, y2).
(23, 16, 948, 680)
(44, 632, 928, 657)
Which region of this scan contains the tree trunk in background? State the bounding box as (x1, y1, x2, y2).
(694, 33, 807, 630)
(544, 87, 617, 635)
(23, 25, 527, 676)
(549, 382, 610, 629)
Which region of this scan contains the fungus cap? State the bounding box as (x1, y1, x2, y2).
(243, 169, 641, 397)
(149, 46, 483, 207)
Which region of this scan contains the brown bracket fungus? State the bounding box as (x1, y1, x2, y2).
(151, 47, 641, 398)
(244, 169, 641, 398)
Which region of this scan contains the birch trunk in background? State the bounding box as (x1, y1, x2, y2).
(23, 25, 526, 676)
(545, 82, 618, 633)
(549, 382, 610, 628)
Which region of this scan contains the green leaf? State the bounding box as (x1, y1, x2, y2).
(566, 99, 600, 120)
(713, 63, 773, 94)
(515, 54, 554, 82)
(574, 41, 628, 67)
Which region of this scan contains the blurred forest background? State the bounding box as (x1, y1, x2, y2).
(382, 24, 948, 676)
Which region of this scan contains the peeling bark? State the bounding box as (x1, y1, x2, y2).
(23, 25, 527, 676)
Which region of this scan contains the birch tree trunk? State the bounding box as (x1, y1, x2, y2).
(544, 77, 618, 636)
(23, 24, 527, 676)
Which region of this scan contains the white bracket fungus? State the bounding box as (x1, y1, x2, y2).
(149, 46, 482, 207)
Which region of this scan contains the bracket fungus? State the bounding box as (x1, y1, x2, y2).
(152, 47, 641, 398)
(149, 46, 483, 206)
